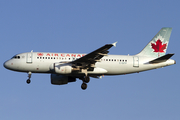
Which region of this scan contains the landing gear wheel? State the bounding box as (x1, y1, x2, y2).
(81, 83, 87, 90)
(26, 72, 32, 84)
(84, 76, 90, 83)
(26, 79, 31, 84)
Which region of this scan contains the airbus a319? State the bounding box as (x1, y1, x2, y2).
(4, 28, 175, 90)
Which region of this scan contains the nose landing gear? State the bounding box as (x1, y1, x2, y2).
(26, 72, 32, 84)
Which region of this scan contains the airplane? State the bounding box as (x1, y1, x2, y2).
(3, 27, 176, 90)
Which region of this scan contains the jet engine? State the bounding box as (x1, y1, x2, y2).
(50, 63, 73, 74)
(51, 74, 76, 85)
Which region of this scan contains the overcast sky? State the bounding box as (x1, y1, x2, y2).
(1, 1, 180, 120)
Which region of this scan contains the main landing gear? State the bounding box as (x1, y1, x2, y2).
(81, 76, 90, 90)
(26, 72, 32, 84)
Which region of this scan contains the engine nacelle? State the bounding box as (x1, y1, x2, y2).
(54, 63, 73, 74)
(51, 74, 76, 85)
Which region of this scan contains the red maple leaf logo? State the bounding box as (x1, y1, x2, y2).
(151, 39, 167, 53)
(37, 53, 44, 56)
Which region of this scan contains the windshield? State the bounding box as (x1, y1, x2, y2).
(11, 55, 20, 59)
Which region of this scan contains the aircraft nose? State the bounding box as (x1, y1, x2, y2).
(3, 60, 10, 69)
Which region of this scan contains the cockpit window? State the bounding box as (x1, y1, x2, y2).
(12, 55, 20, 59)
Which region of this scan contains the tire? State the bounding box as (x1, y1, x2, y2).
(81, 83, 87, 90)
(84, 77, 90, 83)
(26, 79, 31, 84)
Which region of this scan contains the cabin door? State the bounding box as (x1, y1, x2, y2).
(133, 56, 139, 67)
(26, 51, 33, 63)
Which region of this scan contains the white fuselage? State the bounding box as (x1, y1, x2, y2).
(3, 28, 175, 90)
(4, 52, 175, 76)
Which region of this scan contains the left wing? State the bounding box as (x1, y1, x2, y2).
(71, 42, 117, 71)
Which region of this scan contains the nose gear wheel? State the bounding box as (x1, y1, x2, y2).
(26, 79, 31, 84)
(26, 72, 32, 84)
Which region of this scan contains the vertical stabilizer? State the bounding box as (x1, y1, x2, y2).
(137, 27, 172, 58)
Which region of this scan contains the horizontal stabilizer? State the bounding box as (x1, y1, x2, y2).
(149, 53, 174, 64)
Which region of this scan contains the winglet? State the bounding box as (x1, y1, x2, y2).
(112, 42, 118, 47)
